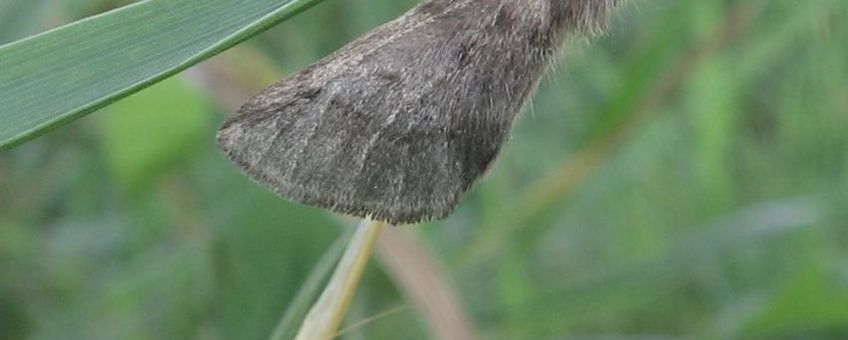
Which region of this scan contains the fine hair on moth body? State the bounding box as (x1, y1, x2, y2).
(217, 0, 621, 225)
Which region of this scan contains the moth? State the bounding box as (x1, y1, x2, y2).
(217, 0, 620, 224)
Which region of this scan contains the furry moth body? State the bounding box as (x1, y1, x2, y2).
(217, 0, 619, 224)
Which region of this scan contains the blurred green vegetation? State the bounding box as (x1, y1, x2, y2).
(1, 0, 847, 339)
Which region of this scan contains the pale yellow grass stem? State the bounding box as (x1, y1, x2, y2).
(294, 217, 386, 340)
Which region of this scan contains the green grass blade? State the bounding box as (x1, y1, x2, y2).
(0, 0, 327, 151)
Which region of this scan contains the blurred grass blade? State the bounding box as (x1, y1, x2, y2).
(0, 0, 51, 44)
(269, 226, 355, 340)
(0, 0, 326, 151)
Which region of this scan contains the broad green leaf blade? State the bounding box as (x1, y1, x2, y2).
(0, 0, 326, 151)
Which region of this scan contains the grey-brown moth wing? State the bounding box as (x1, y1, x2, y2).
(217, 0, 563, 224)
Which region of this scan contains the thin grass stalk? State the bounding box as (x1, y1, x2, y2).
(294, 217, 387, 340)
(268, 226, 356, 340)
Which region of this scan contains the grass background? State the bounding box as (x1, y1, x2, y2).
(1, 0, 847, 339)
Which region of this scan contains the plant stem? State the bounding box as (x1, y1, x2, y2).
(268, 227, 356, 340)
(295, 217, 386, 340)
